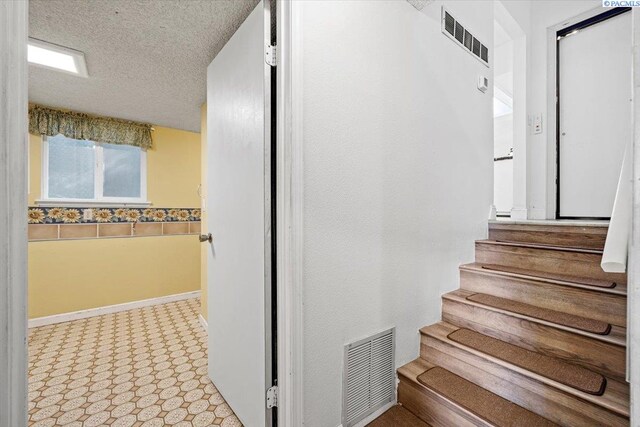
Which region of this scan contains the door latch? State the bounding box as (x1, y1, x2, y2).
(198, 233, 212, 243)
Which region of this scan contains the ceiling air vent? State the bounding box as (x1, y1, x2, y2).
(342, 328, 396, 427)
(444, 11, 455, 36)
(442, 8, 489, 67)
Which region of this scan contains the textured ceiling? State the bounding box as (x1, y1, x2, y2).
(29, 0, 259, 132)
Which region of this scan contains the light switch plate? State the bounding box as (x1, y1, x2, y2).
(533, 114, 543, 134)
(477, 76, 488, 93)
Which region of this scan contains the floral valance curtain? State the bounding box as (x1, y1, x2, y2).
(29, 105, 153, 150)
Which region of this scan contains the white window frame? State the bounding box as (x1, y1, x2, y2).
(37, 135, 150, 207)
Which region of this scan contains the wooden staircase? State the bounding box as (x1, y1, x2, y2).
(397, 222, 629, 426)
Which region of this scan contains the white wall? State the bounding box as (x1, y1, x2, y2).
(494, 41, 514, 93)
(295, 1, 493, 425)
(502, 0, 601, 218)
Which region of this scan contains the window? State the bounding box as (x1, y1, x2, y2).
(41, 134, 148, 205)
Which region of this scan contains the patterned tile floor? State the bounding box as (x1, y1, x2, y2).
(28, 298, 242, 427)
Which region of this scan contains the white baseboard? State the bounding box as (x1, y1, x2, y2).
(198, 313, 208, 332)
(28, 290, 201, 328)
(510, 207, 550, 220)
(510, 207, 528, 220)
(527, 207, 547, 220)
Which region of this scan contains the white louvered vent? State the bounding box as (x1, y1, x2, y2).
(342, 328, 395, 427)
(441, 7, 489, 66)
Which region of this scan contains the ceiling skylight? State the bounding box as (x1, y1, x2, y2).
(28, 38, 88, 78)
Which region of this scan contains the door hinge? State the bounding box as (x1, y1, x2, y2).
(265, 44, 277, 67)
(266, 385, 278, 408)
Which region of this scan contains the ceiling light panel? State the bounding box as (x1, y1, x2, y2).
(28, 38, 88, 78)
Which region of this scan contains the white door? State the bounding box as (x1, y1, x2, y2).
(558, 11, 631, 218)
(206, 3, 270, 426)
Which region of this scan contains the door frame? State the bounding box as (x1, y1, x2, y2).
(0, 1, 29, 426)
(264, 1, 278, 426)
(630, 8, 640, 423)
(494, 0, 527, 221)
(548, 6, 631, 220)
(275, 0, 304, 425)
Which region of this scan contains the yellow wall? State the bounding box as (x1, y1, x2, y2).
(200, 104, 208, 320)
(29, 236, 200, 318)
(28, 133, 42, 205)
(148, 127, 201, 207)
(28, 126, 202, 319)
(29, 126, 201, 206)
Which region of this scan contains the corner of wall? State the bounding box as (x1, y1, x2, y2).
(28, 133, 42, 205)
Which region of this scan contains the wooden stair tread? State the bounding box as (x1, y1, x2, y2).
(488, 221, 609, 229)
(459, 264, 627, 328)
(398, 358, 509, 427)
(420, 322, 630, 417)
(443, 290, 626, 347)
(466, 293, 611, 335)
(475, 240, 608, 264)
(366, 405, 431, 427)
(477, 239, 604, 254)
(417, 366, 558, 427)
(446, 327, 606, 395)
(479, 263, 616, 289)
(398, 357, 434, 383)
(488, 222, 608, 251)
(475, 241, 627, 286)
(442, 293, 627, 380)
(495, 239, 600, 251)
(420, 338, 628, 425)
(460, 263, 627, 296)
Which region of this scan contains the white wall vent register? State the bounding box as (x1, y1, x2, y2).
(442, 8, 489, 67)
(342, 328, 396, 427)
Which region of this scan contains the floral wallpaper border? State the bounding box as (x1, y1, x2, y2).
(28, 207, 201, 224)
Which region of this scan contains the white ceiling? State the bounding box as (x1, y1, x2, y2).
(29, 0, 259, 132)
